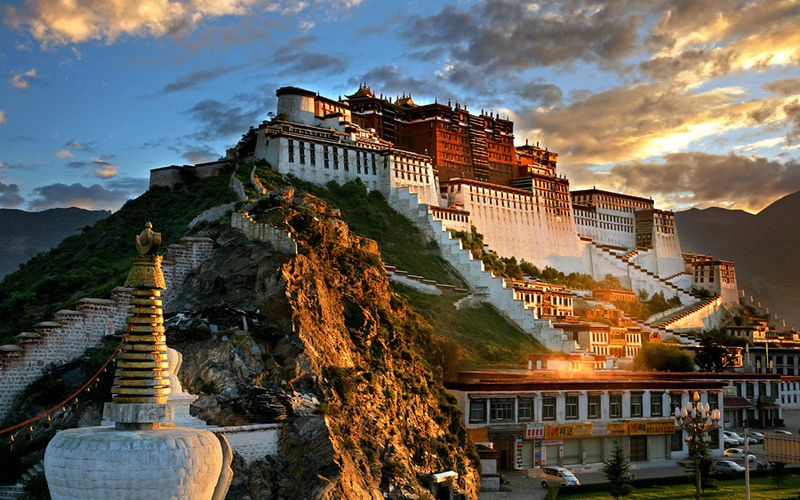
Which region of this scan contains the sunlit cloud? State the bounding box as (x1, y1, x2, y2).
(3, 0, 364, 46)
(55, 149, 74, 158)
(515, 81, 795, 167)
(594, 152, 800, 213)
(733, 136, 785, 152)
(0, 110, 6, 124)
(11, 68, 36, 89)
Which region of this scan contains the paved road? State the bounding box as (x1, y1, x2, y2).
(479, 410, 800, 499)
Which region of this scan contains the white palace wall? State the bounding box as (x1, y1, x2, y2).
(257, 131, 440, 207)
(653, 231, 684, 278)
(443, 184, 587, 274)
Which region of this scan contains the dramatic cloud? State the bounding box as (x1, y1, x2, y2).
(401, 0, 644, 72)
(764, 78, 800, 97)
(184, 98, 265, 141)
(67, 156, 119, 178)
(162, 65, 241, 93)
(11, 68, 36, 89)
(515, 81, 795, 166)
(181, 147, 219, 164)
(3, 0, 363, 46)
(601, 152, 800, 212)
(0, 182, 25, 207)
(28, 182, 131, 210)
(105, 176, 149, 195)
(272, 36, 346, 75)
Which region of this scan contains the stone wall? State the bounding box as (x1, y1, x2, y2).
(231, 212, 298, 255)
(0, 237, 214, 422)
(163, 237, 214, 310)
(0, 288, 132, 422)
(666, 296, 725, 330)
(230, 172, 247, 201)
(209, 424, 282, 465)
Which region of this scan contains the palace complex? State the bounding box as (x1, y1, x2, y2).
(147, 84, 755, 355)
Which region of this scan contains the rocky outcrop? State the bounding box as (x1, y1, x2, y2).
(168, 192, 480, 500)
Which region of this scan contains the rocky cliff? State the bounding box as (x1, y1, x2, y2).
(168, 190, 480, 499)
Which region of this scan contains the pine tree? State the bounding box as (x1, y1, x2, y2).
(602, 440, 634, 500)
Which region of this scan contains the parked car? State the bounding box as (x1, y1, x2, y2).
(722, 435, 740, 448)
(723, 431, 746, 444)
(715, 460, 746, 473)
(540, 466, 580, 488)
(773, 430, 793, 435)
(724, 448, 756, 462)
(747, 432, 764, 444)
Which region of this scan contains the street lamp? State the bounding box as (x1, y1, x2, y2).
(675, 391, 721, 500)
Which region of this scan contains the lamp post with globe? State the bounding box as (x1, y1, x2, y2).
(675, 391, 721, 500)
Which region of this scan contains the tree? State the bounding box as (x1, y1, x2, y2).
(694, 336, 735, 372)
(602, 440, 633, 500)
(770, 461, 788, 486)
(633, 343, 695, 372)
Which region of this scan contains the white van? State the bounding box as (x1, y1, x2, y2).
(539, 466, 580, 488)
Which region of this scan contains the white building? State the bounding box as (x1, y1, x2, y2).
(254, 86, 441, 207)
(446, 370, 726, 471)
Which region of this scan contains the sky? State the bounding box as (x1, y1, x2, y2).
(1, 0, 800, 213)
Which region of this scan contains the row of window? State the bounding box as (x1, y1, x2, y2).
(288, 140, 379, 175)
(469, 393, 719, 424)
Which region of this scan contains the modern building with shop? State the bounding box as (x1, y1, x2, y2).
(445, 370, 726, 471)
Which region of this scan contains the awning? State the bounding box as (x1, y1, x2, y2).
(723, 396, 755, 409)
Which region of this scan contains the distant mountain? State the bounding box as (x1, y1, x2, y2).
(675, 191, 800, 328)
(0, 208, 110, 279)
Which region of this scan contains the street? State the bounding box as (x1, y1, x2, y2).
(479, 410, 800, 499)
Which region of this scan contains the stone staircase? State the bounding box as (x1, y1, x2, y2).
(651, 295, 723, 330)
(0, 484, 25, 500)
(383, 265, 469, 294)
(0, 460, 45, 500)
(583, 237, 698, 304)
(739, 290, 789, 329)
(388, 187, 576, 352)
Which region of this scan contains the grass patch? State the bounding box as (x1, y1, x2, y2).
(393, 284, 545, 377)
(558, 475, 800, 500)
(0, 170, 237, 344)
(289, 177, 465, 287)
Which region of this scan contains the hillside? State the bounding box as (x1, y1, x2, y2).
(675, 191, 800, 327)
(0, 170, 238, 345)
(0, 208, 110, 280)
(0, 167, 552, 498)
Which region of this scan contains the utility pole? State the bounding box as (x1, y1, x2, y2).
(744, 427, 751, 500)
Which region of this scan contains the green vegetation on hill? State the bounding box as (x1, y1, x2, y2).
(0, 171, 237, 344)
(451, 225, 627, 290)
(632, 342, 694, 372)
(288, 177, 465, 287)
(393, 284, 545, 378)
(613, 291, 682, 321)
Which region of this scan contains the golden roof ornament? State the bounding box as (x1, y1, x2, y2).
(125, 222, 166, 290)
(135, 221, 162, 255)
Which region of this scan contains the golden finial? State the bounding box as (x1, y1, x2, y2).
(135, 222, 162, 255)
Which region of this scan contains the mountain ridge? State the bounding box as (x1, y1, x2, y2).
(0, 207, 111, 280)
(675, 190, 800, 328)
